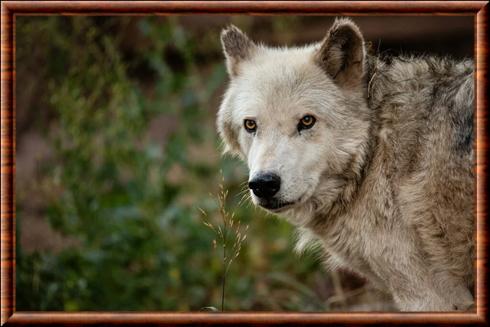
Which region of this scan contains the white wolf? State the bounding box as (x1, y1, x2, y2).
(217, 18, 475, 311)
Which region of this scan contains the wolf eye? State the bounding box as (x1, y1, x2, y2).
(244, 119, 257, 133)
(298, 115, 316, 131)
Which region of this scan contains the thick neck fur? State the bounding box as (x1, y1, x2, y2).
(285, 53, 396, 231)
(287, 51, 473, 244)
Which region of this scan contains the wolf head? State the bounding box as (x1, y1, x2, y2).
(217, 19, 372, 225)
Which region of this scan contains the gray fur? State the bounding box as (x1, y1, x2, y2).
(217, 18, 475, 311)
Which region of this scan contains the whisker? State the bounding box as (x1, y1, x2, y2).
(236, 187, 249, 197)
(238, 192, 252, 207)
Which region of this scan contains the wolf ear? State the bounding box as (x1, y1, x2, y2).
(315, 18, 365, 90)
(221, 25, 257, 77)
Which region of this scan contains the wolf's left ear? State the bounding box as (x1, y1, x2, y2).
(315, 18, 365, 91)
(221, 25, 257, 77)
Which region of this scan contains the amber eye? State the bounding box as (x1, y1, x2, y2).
(244, 119, 257, 133)
(298, 115, 316, 132)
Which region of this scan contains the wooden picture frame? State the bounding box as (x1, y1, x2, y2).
(1, 1, 487, 325)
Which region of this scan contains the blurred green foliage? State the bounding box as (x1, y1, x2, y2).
(16, 16, 325, 312)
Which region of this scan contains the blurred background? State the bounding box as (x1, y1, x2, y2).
(16, 15, 473, 312)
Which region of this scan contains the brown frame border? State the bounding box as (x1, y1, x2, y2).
(1, 1, 488, 325)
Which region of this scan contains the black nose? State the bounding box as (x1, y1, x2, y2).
(248, 173, 281, 199)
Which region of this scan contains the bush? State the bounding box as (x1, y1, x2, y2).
(16, 16, 325, 312)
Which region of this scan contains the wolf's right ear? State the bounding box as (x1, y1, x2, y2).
(315, 18, 366, 91)
(221, 25, 257, 77)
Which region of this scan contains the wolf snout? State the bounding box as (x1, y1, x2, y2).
(248, 172, 281, 199)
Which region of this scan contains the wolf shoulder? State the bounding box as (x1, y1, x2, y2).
(428, 57, 474, 156)
(371, 55, 474, 161)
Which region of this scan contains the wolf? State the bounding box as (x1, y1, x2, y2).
(216, 18, 475, 311)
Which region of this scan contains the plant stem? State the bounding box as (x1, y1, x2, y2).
(221, 265, 226, 311)
(221, 232, 227, 312)
(220, 190, 228, 313)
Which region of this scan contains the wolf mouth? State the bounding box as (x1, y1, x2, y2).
(260, 200, 296, 212)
